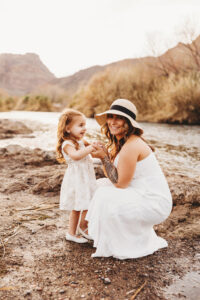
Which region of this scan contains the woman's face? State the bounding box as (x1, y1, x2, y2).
(106, 114, 128, 139)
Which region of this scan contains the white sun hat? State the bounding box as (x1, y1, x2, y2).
(95, 99, 143, 132)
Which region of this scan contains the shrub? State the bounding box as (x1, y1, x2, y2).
(156, 71, 200, 124)
(69, 67, 200, 124)
(0, 97, 16, 111)
(15, 95, 53, 111)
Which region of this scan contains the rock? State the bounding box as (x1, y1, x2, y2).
(6, 144, 26, 154)
(101, 277, 111, 284)
(0, 119, 32, 139)
(2, 182, 29, 193)
(32, 173, 63, 195)
(70, 281, 78, 285)
(24, 290, 32, 296)
(167, 175, 200, 206)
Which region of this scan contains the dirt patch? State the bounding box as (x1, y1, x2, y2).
(0, 145, 199, 300)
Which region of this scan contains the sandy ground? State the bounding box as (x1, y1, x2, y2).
(0, 120, 200, 300)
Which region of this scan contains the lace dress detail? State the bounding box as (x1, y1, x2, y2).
(60, 140, 97, 211)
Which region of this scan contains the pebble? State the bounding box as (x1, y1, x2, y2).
(106, 268, 111, 272)
(38, 223, 44, 226)
(24, 290, 32, 296)
(101, 277, 111, 284)
(70, 281, 78, 284)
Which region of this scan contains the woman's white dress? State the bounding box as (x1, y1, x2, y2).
(86, 152, 172, 259)
(60, 140, 97, 211)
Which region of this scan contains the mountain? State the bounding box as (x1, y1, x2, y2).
(32, 65, 105, 101)
(34, 35, 200, 100)
(1, 35, 199, 101)
(0, 53, 55, 95)
(32, 57, 160, 104)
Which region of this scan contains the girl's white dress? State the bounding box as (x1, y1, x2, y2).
(60, 140, 97, 211)
(86, 152, 172, 259)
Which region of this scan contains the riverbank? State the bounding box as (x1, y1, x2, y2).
(0, 117, 200, 299)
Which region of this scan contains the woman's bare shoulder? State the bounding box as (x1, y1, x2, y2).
(122, 135, 150, 155)
(120, 136, 140, 157)
(124, 135, 141, 148)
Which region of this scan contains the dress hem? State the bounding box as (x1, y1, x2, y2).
(91, 243, 168, 260)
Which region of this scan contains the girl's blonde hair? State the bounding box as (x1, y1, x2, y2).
(56, 108, 84, 163)
(101, 117, 154, 162)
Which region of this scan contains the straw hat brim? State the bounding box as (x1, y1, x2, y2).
(95, 109, 143, 131)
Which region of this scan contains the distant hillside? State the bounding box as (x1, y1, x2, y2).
(32, 65, 105, 105)
(1, 36, 199, 99)
(0, 36, 199, 123)
(67, 35, 200, 124)
(0, 53, 55, 95)
(42, 65, 105, 94)
(32, 35, 200, 101)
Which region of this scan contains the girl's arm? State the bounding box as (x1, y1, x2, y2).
(63, 143, 94, 161)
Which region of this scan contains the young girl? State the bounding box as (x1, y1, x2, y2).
(56, 108, 97, 243)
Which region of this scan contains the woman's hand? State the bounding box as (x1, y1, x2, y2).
(95, 142, 108, 154)
(91, 142, 108, 159)
(91, 141, 118, 184)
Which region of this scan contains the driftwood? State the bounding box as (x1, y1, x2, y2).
(130, 281, 146, 300)
(15, 203, 58, 211)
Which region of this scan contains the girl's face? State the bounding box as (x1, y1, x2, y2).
(66, 115, 86, 140)
(106, 114, 127, 139)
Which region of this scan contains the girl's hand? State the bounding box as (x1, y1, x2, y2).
(93, 141, 108, 154)
(91, 143, 108, 159)
(87, 144, 96, 153)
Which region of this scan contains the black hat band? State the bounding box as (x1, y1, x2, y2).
(110, 105, 136, 120)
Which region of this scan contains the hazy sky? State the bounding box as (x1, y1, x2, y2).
(0, 0, 200, 77)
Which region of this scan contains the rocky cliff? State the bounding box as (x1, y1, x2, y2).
(0, 53, 55, 95)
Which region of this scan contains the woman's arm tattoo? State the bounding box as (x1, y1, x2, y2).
(101, 156, 118, 184)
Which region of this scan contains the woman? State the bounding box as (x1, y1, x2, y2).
(86, 98, 172, 259)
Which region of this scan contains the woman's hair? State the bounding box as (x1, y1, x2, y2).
(56, 108, 84, 163)
(101, 116, 155, 161)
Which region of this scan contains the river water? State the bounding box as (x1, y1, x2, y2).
(0, 111, 199, 179)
